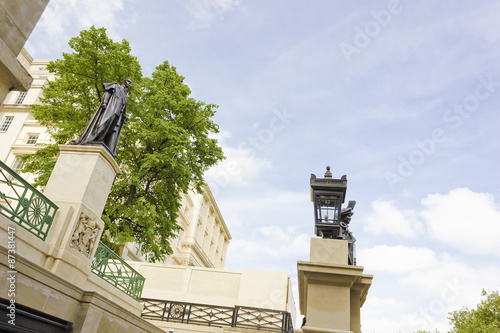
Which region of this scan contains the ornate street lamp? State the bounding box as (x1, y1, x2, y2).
(310, 166, 357, 265)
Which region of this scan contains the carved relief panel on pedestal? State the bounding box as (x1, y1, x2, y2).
(70, 212, 100, 258)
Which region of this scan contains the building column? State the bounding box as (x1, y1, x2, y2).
(350, 289, 361, 333)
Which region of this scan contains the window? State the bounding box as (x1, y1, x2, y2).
(176, 230, 184, 248)
(0, 116, 14, 131)
(11, 157, 25, 173)
(26, 134, 39, 145)
(15, 91, 27, 104)
(8, 157, 25, 180)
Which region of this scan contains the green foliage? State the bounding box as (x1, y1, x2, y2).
(20, 143, 59, 187)
(448, 290, 500, 333)
(106, 61, 224, 261)
(21, 26, 225, 261)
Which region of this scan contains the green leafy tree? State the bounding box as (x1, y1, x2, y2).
(448, 290, 500, 333)
(22, 26, 225, 261)
(105, 61, 224, 260)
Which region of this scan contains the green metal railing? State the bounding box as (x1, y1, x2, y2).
(0, 160, 58, 240)
(91, 242, 145, 301)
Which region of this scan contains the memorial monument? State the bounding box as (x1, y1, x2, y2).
(40, 79, 132, 288)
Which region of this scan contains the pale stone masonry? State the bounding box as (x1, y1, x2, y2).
(297, 238, 372, 333)
(0, 51, 53, 181)
(121, 185, 231, 269)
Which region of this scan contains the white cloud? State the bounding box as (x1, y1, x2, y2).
(361, 245, 500, 333)
(358, 245, 440, 274)
(42, 0, 124, 32)
(397, 257, 500, 332)
(186, 0, 242, 30)
(398, 253, 500, 300)
(421, 188, 500, 257)
(27, 0, 125, 55)
(205, 131, 272, 190)
(364, 295, 407, 312)
(362, 317, 405, 333)
(363, 199, 423, 238)
(360, 189, 500, 332)
(227, 226, 309, 265)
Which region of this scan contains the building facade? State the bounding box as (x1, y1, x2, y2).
(121, 186, 231, 269)
(0, 0, 49, 105)
(0, 51, 53, 183)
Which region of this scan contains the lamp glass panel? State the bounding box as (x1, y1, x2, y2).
(316, 196, 340, 223)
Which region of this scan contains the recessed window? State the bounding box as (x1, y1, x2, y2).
(15, 91, 27, 104)
(9, 157, 25, 179)
(177, 230, 184, 248)
(0, 116, 14, 131)
(26, 134, 39, 145)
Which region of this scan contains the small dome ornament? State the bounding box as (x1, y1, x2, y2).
(324, 166, 332, 178)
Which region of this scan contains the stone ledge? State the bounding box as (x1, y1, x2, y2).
(59, 144, 120, 174)
(0, 38, 32, 91)
(302, 325, 352, 333)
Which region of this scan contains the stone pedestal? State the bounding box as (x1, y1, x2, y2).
(298, 238, 372, 333)
(42, 145, 120, 287)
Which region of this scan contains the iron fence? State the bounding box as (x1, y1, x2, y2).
(0, 160, 58, 240)
(141, 299, 294, 333)
(91, 242, 145, 301)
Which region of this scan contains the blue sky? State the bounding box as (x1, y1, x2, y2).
(26, 1, 500, 332)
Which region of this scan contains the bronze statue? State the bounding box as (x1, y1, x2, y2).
(69, 78, 131, 157)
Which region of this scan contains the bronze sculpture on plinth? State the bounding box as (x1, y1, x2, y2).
(69, 78, 131, 157)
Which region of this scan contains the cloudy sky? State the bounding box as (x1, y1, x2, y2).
(25, 1, 500, 332)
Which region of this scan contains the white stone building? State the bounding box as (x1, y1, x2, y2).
(121, 185, 231, 269)
(0, 50, 53, 183)
(0, 0, 49, 105)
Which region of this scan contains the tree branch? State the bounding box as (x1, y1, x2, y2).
(124, 184, 137, 206)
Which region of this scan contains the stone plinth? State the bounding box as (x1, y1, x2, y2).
(298, 239, 372, 333)
(42, 144, 120, 287)
(44, 144, 120, 217)
(310, 237, 348, 265)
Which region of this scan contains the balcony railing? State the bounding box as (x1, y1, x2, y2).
(141, 299, 294, 333)
(0, 160, 58, 240)
(91, 242, 145, 301)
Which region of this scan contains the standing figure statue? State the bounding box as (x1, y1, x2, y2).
(69, 78, 132, 157)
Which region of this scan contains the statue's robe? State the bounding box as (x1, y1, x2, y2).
(72, 82, 128, 156)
